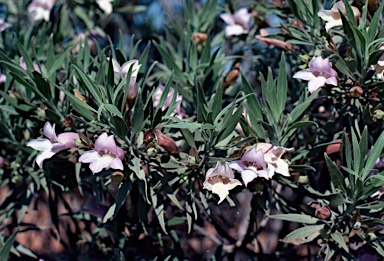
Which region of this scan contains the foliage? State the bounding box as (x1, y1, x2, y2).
(0, 0, 383, 260)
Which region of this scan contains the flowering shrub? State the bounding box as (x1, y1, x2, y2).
(0, 0, 383, 260)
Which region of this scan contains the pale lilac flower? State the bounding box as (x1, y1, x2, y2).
(27, 0, 56, 22)
(79, 133, 124, 174)
(0, 156, 4, 168)
(318, 1, 360, 31)
(20, 57, 41, 73)
(293, 56, 338, 93)
(0, 18, 12, 32)
(111, 58, 141, 81)
(27, 122, 79, 168)
(111, 58, 141, 103)
(220, 8, 251, 37)
(96, 0, 114, 15)
(255, 143, 294, 178)
(153, 85, 184, 119)
(203, 162, 242, 204)
(230, 147, 271, 186)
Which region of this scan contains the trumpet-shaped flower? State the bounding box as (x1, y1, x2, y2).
(96, 0, 114, 15)
(0, 156, 3, 168)
(255, 143, 294, 178)
(230, 147, 271, 186)
(27, 0, 56, 22)
(203, 162, 242, 204)
(318, 1, 360, 31)
(79, 133, 124, 174)
(220, 8, 251, 37)
(27, 122, 79, 168)
(293, 56, 338, 93)
(153, 85, 184, 119)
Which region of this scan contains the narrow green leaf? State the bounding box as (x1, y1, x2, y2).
(351, 129, 361, 173)
(280, 224, 324, 245)
(277, 53, 287, 118)
(0, 229, 18, 261)
(363, 130, 384, 180)
(113, 177, 132, 218)
(367, 1, 384, 43)
(241, 73, 265, 139)
(331, 233, 348, 252)
(324, 153, 345, 191)
(103, 203, 116, 223)
(269, 214, 320, 224)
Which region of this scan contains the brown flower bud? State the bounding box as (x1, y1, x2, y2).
(111, 171, 124, 184)
(349, 86, 363, 98)
(74, 89, 92, 105)
(192, 32, 208, 45)
(315, 206, 331, 220)
(325, 139, 342, 155)
(155, 129, 180, 157)
(222, 63, 240, 90)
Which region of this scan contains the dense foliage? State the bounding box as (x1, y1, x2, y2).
(0, 0, 383, 260)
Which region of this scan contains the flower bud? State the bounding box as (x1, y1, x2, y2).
(147, 147, 157, 157)
(111, 171, 124, 184)
(192, 32, 208, 45)
(325, 139, 342, 155)
(126, 81, 138, 109)
(373, 109, 384, 120)
(144, 129, 155, 144)
(74, 89, 92, 105)
(353, 221, 361, 230)
(366, 232, 377, 241)
(315, 206, 331, 220)
(155, 129, 180, 157)
(349, 86, 363, 98)
(222, 67, 240, 90)
(298, 175, 308, 184)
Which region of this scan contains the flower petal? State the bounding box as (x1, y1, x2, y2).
(325, 76, 338, 86)
(43, 122, 57, 141)
(88, 155, 115, 174)
(94, 133, 113, 152)
(225, 24, 246, 37)
(229, 161, 246, 172)
(308, 76, 327, 93)
(211, 180, 242, 204)
(27, 138, 52, 152)
(109, 158, 124, 171)
(274, 159, 290, 177)
(121, 60, 141, 79)
(78, 150, 100, 163)
(220, 13, 235, 25)
(35, 150, 56, 168)
(293, 69, 316, 81)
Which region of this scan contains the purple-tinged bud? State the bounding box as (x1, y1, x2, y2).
(315, 206, 331, 220)
(349, 86, 363, 98)
(155, 129, 180, 157)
